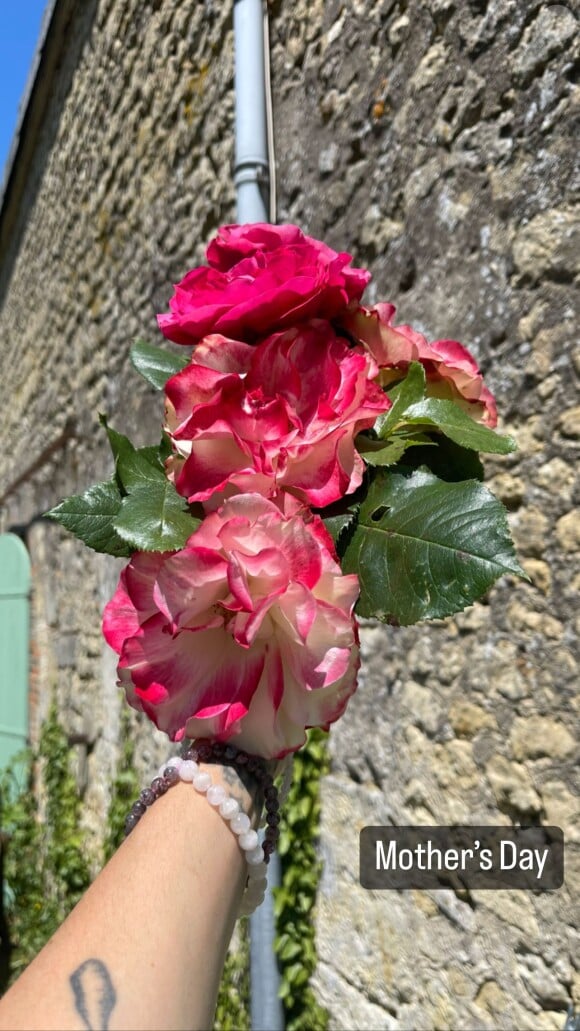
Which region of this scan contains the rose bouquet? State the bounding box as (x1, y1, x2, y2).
(48, 224, 524, 759)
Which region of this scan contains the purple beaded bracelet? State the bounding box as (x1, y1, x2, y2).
(124, 739, 281, 917)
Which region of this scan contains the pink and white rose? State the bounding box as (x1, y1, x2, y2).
(102, 494, 360, 759)
(157, 223, 370, 345)
(164, 320, 390, 508)
(341, 303, 497, 426)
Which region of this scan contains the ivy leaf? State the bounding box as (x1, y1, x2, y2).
(403, 398, 516, 454)
(342, 469, 526, 625)
(113, 481, 200, 552)
(374, 361, 426, 438)
(278, 939, 302, 962)
(46, 480, 132, 557)
(130, 339, 189, 391)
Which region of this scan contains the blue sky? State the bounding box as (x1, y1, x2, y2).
(0, 1, 48, 184)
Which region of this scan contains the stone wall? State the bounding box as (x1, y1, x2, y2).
(0, 0, 578, 1028)
(0, 0, 237, 835)
(268, 1, 579, 1027)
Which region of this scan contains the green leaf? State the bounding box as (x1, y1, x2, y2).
(99, 415, 166, 493)
(342, 469, 526, 625)
(46, 480, 131, 557)
(277, 830, 292, 856)
(133, 444, 165, 468)
(130, 339, 188, 391)
(296, 797, 313, 820)
(113, 481, 200, 552)
(278, 982, 292, 1002)
(99, 413, 135, 469)
(321, 507, 359, 547)
(403, 398, 516, 454)
(357, 434, 434, 467)
(318, 491, 362, 553)
(279, 939, 303, 962)
(402, 437, 485, 482)
(375, 361, 426, 438)
(159, 431, 173, 463)
(117, 446, 166, 492)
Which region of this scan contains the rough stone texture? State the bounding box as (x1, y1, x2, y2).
(0, 0, 578, 1027)
(268, 0, 579, 1027)
(0, 0, 237, 842)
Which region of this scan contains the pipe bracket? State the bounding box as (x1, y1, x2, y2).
(234, 159, 270, 188)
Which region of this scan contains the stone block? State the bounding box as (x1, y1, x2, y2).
(1, 0, 578, 1025)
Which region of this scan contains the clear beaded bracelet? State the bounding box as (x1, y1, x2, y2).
(124, 739, 281, 918)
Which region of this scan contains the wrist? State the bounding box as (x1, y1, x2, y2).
(196, 760, 263, 830)
(123, 740, 282, 919)
(180, 740, 279, 838)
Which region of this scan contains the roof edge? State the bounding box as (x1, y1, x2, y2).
(0, 0, 77, 258)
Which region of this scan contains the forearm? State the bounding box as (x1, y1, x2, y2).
(0, 763, 259, 1031)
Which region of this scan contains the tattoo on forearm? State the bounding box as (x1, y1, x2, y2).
(69, 958, 116, 1031)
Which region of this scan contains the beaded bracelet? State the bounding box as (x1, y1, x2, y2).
(124, 739, 281, 918)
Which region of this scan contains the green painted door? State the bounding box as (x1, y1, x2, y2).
(0, 534, 30, 769)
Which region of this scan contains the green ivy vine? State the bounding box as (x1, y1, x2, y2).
(214, 922, 251, 1031)
(274, 727, 330, 1031)
(103, 707, 140, 861)
(0, 701, 91, 989)
(0, 710, 330, 1028)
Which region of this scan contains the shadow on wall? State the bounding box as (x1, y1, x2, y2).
(0, 0, 99, 307)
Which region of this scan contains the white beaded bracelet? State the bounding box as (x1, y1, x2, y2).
(162, 756, 268, 916)
(124, 743, 281, 918)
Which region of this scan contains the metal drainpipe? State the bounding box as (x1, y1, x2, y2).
(234, 0, 270, 224)
(233, 2, 284, 1029)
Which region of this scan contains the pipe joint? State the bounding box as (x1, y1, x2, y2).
(234, 159, 270, 189)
